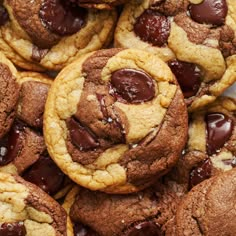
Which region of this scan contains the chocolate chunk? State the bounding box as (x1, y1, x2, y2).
(0, 4, 9, 26)
(126, 222, 163, 236)
(0, 222, 26, 236)
(67, 117, 100, 151)
(0, 121, 25, 166)
(205, 113, 234, 155)
(134, 9, 170, 46)
(23, 154, 65, 195)
(31, 46, 49, 62)
(168, 59, 201, 98)
(73, 222, 98, 236)
(189, 158, 212, 189)
(110, 69, 155, 104)
(39, 0, 87, 36)
(188, 0, 228, 26)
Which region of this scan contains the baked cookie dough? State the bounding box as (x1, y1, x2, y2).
(176, 168, 236, 236)
(0, 72, 70, 198)
(70, 0, 127, 9)
(0, 172, 67, 236)
(0, 0, 116, 71)
(44, 48, 188, 193)
(0, 51, 19, 139)
(115, 0, 236, 111)
(63, 179, 186, 236)
(174, 96, 236, 189)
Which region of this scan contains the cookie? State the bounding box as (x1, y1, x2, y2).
(114, 0, 175, 62)
(0, 72, 71, 198)
(0, 0, 116, 71)
(70, 0, 127, 9)
(115, 0, 236, 111)
(0, 172, 67, 236)
(44, 48, 188, 193)
(64, 179, 186, 236)
(176, 168, 236, 236)
(174, 96, 236, 189)
(0, 51, 19, 139)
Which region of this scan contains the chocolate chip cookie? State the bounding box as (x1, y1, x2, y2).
(44, 48, 188, 193)
(0, 0, 116, 71)
(115, 0, 236, 111)
(0, 172, 67, 236)
(174, 96, 236, 189)
(176, 168, 236, 236)
(0, 72, 70, 198)
(0, 51, 19, 139)
(70, 0, 127, 9)
(63, 179, 187, 236)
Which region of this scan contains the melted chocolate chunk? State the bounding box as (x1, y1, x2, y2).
(134, 9, 170, 46)
(127, 222, 162, 236)
(23, 154, 65, 195)
(188, 0, 228, 26)
(205, 113, 234, 155)
(0, 122, 25, 166)
(168, 59, 201, 98)
(110, 69, 155, 104)
(67, 117, 100, 151)
(189, 158, 212, 189)
(73, 222, 98, 236)
(0, 4, 8, 26)
(39, 0, 87, 35)
(0, 222, 26, 236)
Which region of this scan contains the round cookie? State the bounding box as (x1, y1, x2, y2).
(115, 0, 236, 111)
(0, 51, 19, 139)
(0, 0, 116, 71)
(0, 172, 67, 236)
(0, 72, 71, 198)
(63, 179, 187, 236)
(176, 168, 236, 236)
(70, 0, 127, 9)
(174, 96, 236, 189)
(44, 48, 188, 193)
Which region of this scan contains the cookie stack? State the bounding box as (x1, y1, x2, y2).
(0, 0, 235, 235)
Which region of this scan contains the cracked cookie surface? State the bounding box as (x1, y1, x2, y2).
(0, 0, 116, 71)
(63, 179, 187, 236)
(173, 96, 236, 189)
(115, 0, 236, 111)
(0, 172, 67, 236)
(0, 72, 70, 199)
(44, 48, 188, 193)
(176, 168, 236, 236)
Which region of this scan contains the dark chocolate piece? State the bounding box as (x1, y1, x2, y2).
(168, 59, 201, 98)
(67, 117, 100, 151)
(134, 9, 170, 47)
(205, 113, 233, 155)
(0, 222, 26, 236)
(189, 158, 212, 189)
(39, 0, 87, 35)
(23, 154, 65, 195)
(110, 68, 155, 104)
(188, 0, 228, 26)
(0, 121, 25, 166)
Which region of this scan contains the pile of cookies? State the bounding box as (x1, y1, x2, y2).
(0, 0, 235, 235)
